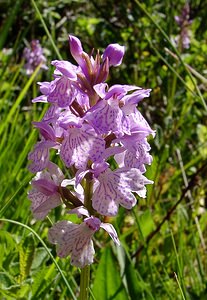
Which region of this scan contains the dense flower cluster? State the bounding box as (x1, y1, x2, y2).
(175, 3, 192, 49)
(28, 35, 154, 268)
(23, 40, 48, 75)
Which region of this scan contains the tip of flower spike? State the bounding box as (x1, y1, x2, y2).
(103, 43, 125, 67)
(68, 35, 83, 62)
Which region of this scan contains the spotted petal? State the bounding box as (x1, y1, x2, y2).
(60, 126, 105, 169)
(122, 88, 151, 114)
(48, 217, 100, 268)
(28, 140, 56, 173)
(28, 190, 61, 220)
(92, 167, 153, 216)
(48, 76, 77, 107)
(116, 133, 153, 172)
(129, 110, 155, 137)
(124, 144, 152, 173)
(28, 163, 64, 219)
(86, 100, 129, 136)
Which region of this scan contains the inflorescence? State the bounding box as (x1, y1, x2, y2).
(28, 35, 155, 268)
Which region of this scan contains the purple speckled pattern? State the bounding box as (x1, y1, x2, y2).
(28, 35, 154, 267)
(48, 219, 97, 267)
(92, 167, 153, 216)
(60, 126, 105, 169)
(28, 163, 64, 219)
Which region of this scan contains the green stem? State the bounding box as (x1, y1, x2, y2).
(84, 174, 94, 215)
(79, 265, 90, 300)
(167, 40, 180, 117)
(167, 65, 178, 117)
(132, 209, 156, 295)
(79, 174, 94, 299)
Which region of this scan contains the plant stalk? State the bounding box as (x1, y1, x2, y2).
(84, 174, 94, 215)
(79, 174, 94, 299)
(79, 265, 90, 300)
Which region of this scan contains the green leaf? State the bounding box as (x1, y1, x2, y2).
(93, 247, 129, 300)
(0, 230, 16, 268)
(197, 124, 207, 158)
(31, 266, 53, 298)
(0, 230, 16, 253)
(0, 272, 19, 290)
(124, 255, 149, 298)
(0, 0, 24, 49)
(0, 63, 41, 137)
(31, 247, 48, 270)
(31, 262, 62, 299)
(138, 209, 155, 238)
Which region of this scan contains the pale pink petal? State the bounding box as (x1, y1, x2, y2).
(28, 141, 56, 173)
(102, 146, 125, 160)
(92, 168, 153, 216)
(60, 127, 105, 169)
(91, 161, 108, 178)
(61, 178, 75, 187)
(31, 178, 57, 195)
(28, 190, 61, 220)
(47, 161, 65, 185)
(28, 163, 64, 219)
(33, 121, 56, 141)
(100, 223, 120, 245)
(68, 206, 89, 218)
(71, 238, 95, 268)
(129, 110, 156, 137)
(32, 95, 48, 103)
(124, 146, 153, 173)
(122, 88, 151, 114)
(48, 76, 77, 107)
(114, 151, 125, 168)
(48, 221, 77, 257)
(48, 217, 100, 268)
(93, 83, 108, 98)
(38, 81, 51, 95)
(75, 169, 90, 186)
(42, 105, 61, 122)
(51, 60, 77, 80)
(92, 178, 119, 216)
(85, 100, 127, 136)
(115, 167, 153, 191)
(58, 110, 82, 129)
(102, 44, 125, 66)
(137, 186, 147, 198)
